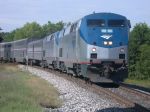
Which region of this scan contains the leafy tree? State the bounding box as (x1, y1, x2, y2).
(3, 21, 64, 42)
(42, 21, 64, 36)
(42, 21, 56, 36)
(3, 31, 14, 42)
(138, 44, 150, 79)
(14, 28, 26, 40)
(13, 22, 43, 40)
(129, 23, 150, 79)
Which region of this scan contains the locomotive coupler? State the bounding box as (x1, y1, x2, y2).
(102, 64, 113, 78)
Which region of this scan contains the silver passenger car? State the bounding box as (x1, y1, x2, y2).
(0, 43, 5, 61)
(27, 39, 43, 64)
(0, 42, 12, 61)
(13, 39, 27, 63)
(42, 32, 60, 68)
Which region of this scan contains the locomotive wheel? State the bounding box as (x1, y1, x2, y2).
(23, 59, 26, 64)
(73, 64, 81, 76)
(60, 62, 66, 72)
(40, 61, 45, 68)
(52, 61, 57, 69)
(30, 60, 33, 66)
(13, 58, 16, 63)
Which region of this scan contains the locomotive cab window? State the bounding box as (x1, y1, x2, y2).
(108, 20, 126, 27)
(87, 19, 105, 27)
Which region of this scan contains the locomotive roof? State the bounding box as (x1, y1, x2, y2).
(84, 12, 127, 19)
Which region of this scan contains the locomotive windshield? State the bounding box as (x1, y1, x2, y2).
(108, 20, 125, 27)
(87, 19, 105, 27)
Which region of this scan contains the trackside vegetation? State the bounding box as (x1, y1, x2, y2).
(127, 23, 150, 88)
(2, 21, 64, 42)
(125, 79, 150, 88)
(0, 64, 62, 112)
(129, 23, 150, 79)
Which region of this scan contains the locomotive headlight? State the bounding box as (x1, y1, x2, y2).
(120, 48, 125, 53)
(104, 41, 107, 45)
(92, 47, 96, 52)
(108, 41, 113, 45)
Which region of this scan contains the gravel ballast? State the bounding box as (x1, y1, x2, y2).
(18, 65, 135, 112)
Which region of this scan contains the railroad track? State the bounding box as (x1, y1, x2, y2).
(23, 64, 149, 112)
(107, 83, 150, 112)
(120, 84, 150, 99)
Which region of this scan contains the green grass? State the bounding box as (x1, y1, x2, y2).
(125, 78, 150, 88)
(0, 64, 62, 112)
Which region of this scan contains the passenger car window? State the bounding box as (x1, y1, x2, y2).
(108, 20, 125, 27)
(87, 19, 105, 27)
(64, 25, 71, 35)
(70, 24, 74, 33)
(74, 23, 77, 31)
(50, 35, 54, 40)
(70, 23, 77, 33)
(63, 29, 65, 36)
(59, 48, 63, 57)
(47, 35, 51, 41)
(59, 29, 65, 38)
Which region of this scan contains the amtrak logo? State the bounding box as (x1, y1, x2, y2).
(101, 34, 112, 39)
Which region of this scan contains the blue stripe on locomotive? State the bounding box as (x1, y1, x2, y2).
(79, 13, 129, 48)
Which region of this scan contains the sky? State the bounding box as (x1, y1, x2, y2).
(0, 0, 150, 32)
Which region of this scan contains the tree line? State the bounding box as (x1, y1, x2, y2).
(129, 23, 150, 80)
(0, 22, 150, 80)
(1, 21, 64, 42)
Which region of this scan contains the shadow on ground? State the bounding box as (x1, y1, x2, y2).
(94, 82, 120, 88)
(110, 69, 128, 82)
